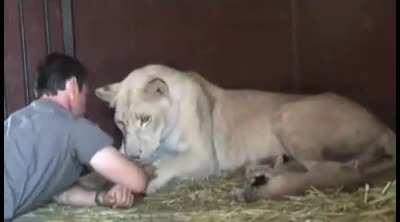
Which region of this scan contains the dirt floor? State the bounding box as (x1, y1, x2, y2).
(14, 174, 396, 222)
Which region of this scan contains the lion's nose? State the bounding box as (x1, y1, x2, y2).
(127, 149, 143, 160)
(127, 155, 140, 160)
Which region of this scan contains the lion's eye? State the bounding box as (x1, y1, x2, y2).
(136, 114, 152, 128)
(141, 115, 151, 123)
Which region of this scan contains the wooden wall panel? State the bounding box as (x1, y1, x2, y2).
(4, 0, 395, 137)
(296, 0, 396, 130)
(47, 0, 65, 53)
(4, 0, 26, 115)
(4, 0, 65, 118)
(213, 1, 294, 92)
(73, 0, 294, 141)
(22, 0, 48, 102)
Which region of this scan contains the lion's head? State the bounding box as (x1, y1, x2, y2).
(95, 65, 182, 160)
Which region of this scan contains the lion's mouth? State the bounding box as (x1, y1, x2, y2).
(127, 155, 140, 161)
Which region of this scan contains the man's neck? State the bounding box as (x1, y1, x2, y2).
(40, 95, 71, 113)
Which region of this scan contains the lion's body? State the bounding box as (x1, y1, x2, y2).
(96, 65, 396, 194)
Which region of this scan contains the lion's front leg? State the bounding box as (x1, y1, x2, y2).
(146, 150, 214, 194)
(145, 170, 173, 194)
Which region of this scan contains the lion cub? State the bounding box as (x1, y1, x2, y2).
(232, 155, 364, 202)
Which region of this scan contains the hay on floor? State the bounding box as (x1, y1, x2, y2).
(15, 174, 396, 222)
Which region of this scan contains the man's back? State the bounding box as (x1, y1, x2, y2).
(4, 99, 112, 219)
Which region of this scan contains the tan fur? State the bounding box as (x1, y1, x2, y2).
(96, 64, 396, 194)
(233, 157, 364, 202)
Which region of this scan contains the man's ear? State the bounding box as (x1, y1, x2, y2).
(65, 77, 80, 98)
(95, 82, 121, 104)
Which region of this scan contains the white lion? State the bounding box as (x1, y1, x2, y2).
(96, 65, 396, 194)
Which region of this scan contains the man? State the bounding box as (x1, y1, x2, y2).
(4, 53, 147, 220)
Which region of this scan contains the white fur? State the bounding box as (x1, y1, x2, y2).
(96, 64, 396, 194)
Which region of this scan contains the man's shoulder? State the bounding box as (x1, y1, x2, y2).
(4, 101, 72, 134)
(5, 103, 34, 120)
(4, 105, 36, 132)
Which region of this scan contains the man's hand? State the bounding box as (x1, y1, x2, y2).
(98, 184, 135, 208)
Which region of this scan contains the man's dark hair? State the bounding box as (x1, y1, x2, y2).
(35, 53, 87, 97)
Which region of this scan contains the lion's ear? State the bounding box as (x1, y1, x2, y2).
(143, 78, 169, 97)
(95, 82, 121, 105)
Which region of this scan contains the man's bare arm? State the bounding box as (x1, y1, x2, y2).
(89, 146, 147, 194)
(53, 184, 97, 207)
(53, 183, 134, 208)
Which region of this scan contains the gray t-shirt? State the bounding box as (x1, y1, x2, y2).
(4, 99, 113, 220)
